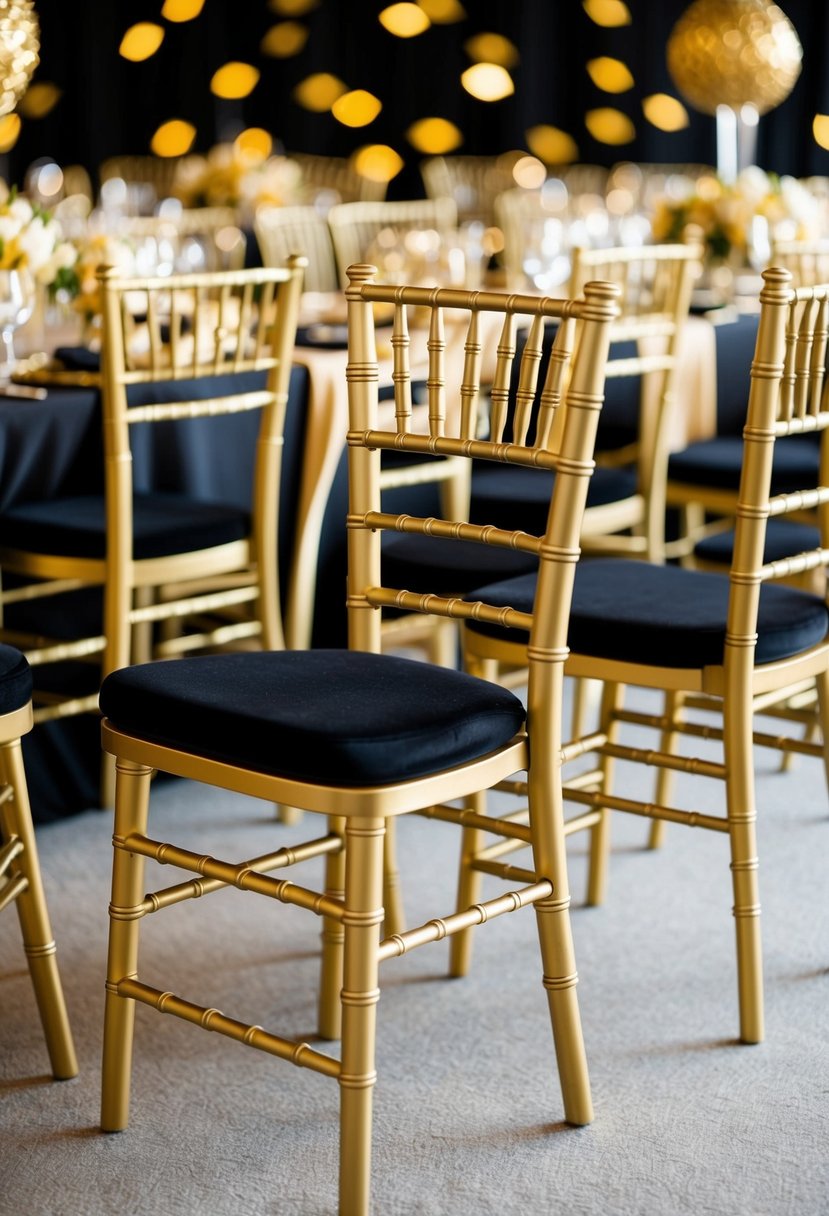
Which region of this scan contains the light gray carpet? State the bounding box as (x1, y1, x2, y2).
(1, 688, 828, 1216)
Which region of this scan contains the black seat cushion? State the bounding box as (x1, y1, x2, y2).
(0, 644, 32, 715)
(668, 436, 820, 494)
(99, 650, 526, 787)
(470, 465, 637, 534)
(466, 558, 829, 669)
(695, 520, 821, 566)
(382, 533, 538, 596)
(0, 493, 250, 560)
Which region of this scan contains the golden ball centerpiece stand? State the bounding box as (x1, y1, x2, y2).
(667, 0, 802, 182)
(0, 0, 39, 119)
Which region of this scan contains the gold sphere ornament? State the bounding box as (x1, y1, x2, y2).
(667, 0, 802, 117)
(0, 0, 39, 119)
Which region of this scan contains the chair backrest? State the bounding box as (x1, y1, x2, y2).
(420, 153, 522, 225)
(327, 198, 458, 286)
(99, 155, 179, 201)
(99, 259, 305, 575)
(344, 264, 619, 689)
(567, 242, 703, 561)
(254, 204, 340, 293)
(769, 238, 829, 286)
(727, 267, 829, 667)
(290, 152, 387, 205)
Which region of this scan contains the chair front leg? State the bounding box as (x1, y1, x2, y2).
(339, 815, 385, 1216)
(586, 681, 623, 907)
(648, 688, 685, 850)
(101, 758, 153, 1131)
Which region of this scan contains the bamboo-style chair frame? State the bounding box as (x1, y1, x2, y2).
(0, 689, 77, 1080)
(462, 267, 829, 1045)
(290, 151, 388, 206)
(0, 261, 304, 770)
(254, 203, 340, 294)
(421, 153, 523, 226)
(568, 242, 702, 564)
(326, 197, 458, 288)
(99, 266, 620, 1215)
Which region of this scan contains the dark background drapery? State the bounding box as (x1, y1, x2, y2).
(9, 1, 829, 195)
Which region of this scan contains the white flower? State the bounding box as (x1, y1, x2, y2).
(0, 214, 20, 243)
(8, 196, 33, 226)
(17, 214, 58, 274)
(53, 240, 77, 270)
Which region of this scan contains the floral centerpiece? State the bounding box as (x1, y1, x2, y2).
(650, 167, 821, 265)
(57, 231, 136, 325)
(172, 143, 304, 220)
(0, 187, 76, 291)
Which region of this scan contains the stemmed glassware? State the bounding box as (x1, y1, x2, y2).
(0, 269, 35, 382)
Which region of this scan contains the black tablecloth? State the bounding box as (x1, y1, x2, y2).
(4, 364, 310, 820)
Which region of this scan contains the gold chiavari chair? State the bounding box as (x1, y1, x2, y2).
(459, 268, 829, 1046)
(420, 152, 523, 226)
(0, 644, 77, 1080)
(770, 237, 829, 286)
(97, 266, 620, 1215)
(99, 154, 179, 202)
(326, 197, 458, 288)
(0, 261, 304, 803)
(122, 208, 246, 271)
(254, 203, 340, 293)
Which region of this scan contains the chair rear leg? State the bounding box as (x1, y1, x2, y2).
(319, 815, 346, 1041)
(382, 817, 404, 938)
(585, 681, 623, 907)
(101, 759, 153, 1131)
(448, 791, 486, 977)
(648, 689, 685, 850)
(813, 668, 829, 798)
(339, 816, 384, 1216)
(0, 736, 77, 1079)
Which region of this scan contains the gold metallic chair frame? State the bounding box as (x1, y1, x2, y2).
(463, 267, 829, 1046)
(0, 261, 304, 788)
(290, 151, 388, 206)
(0, 695, 77, 1080)
(254, 203, 340, 294)
(99, 266, 621, 1215)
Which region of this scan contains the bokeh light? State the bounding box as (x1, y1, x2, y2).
(512, 155, 546, 189)
(0, 113, 21, 153)
(586, 56, 634, 93)
(151, 119, 196, 157)
(642, 94, 689, 132)
(461, 63, 514, 102)
(161, 0, 205, 21)
(582, 0, 631, 27)
(352, 144, 404, 182)
(18, 81, 61, 119)
(119, 23, 165, 62)
(526, 124, 579, 164)
(813, 115, 829, 151)
(210, 62, 260, 100)
(331, 90, 382, 128)
(585, 107, 635, 144)
(406, 117, 463, 153)
(464, 33, 519, 68)
(269, 0, 319, 13)
(417, 0, 465, 21)
(261, 22, 309, 57)
(293, 73, 347, 112)
(379, 4, 430, 38)
(234, 127, 273, 162)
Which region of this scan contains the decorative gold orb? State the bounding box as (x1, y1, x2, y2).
(0, 0, 39, 120)
(667, 0, 802, 116)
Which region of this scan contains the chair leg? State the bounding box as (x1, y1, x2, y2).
(318, 816, 346, 1041)
(448, 789, 486, 977)
(428, 619, 458, 669)
(723, 689, 764, 1045)
(101, 759, 153, 1131)
(382, 817, 404, 938)
(815, 667, 829, 798)
(0, 736, 77, 1079)
(339, 816, 384, 1216)
(528, 670, 593, 1126)
(648, 689, 685, 850)
(585, 681, 623, 907)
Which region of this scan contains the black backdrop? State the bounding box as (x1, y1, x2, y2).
(8, 0, 829, 195)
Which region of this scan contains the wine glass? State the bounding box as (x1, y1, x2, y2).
(0, 269, 35, 382)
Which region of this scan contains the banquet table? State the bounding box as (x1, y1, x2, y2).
(3, 309, 760, 821)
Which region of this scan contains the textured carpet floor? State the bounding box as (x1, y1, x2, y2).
(1, 689, 828, 1216)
